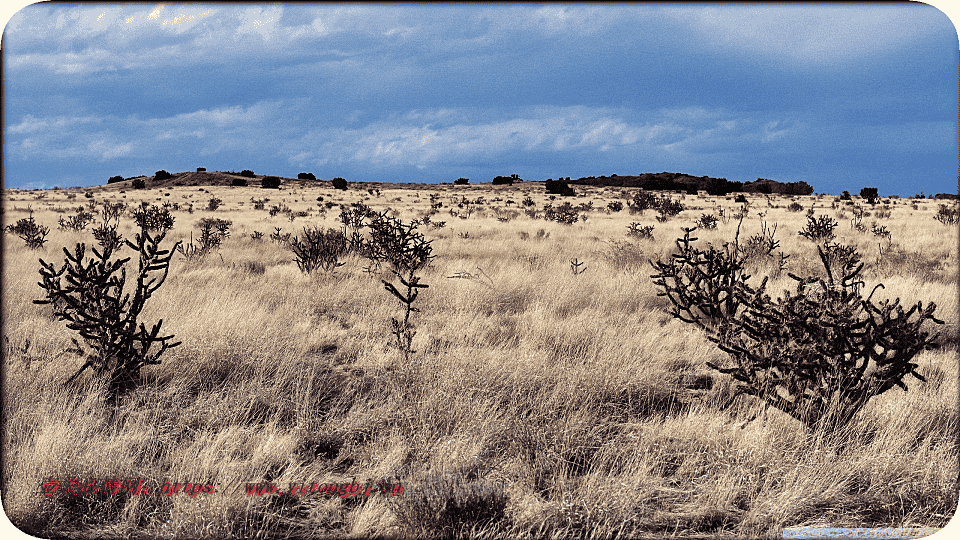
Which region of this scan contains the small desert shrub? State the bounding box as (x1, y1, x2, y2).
(739, 222, 789, 278)
(694, 213, 719, 230)
(176, 218, 231, 261)
(231, 178, 248, 187)
(787, 201, 803, 212)
(544, 179, 574, 196)
(653, 228, 943, 434)
(91, 221, 123, 254)
(626, 222, 654, 240)
(543, 202, 580, 224)
(331, 177, 349, 190)
(454, 178, 469, 185)
(132, 204, 175, 234)
(154, 170, 173, 181)
(287, 227, 347, 274)
(268, 203, 291, 217)
(934, 204, 959, 225)
(6, 213, 50, 249)
(604, 239, 646, 271)
(369, 215, 435, 358)
(297, 172, 316, 180)
(207, 197, 223, 211)
(57, 207, 95, 231)
(797, 214, 838, 243)
(607, 200, 624, 212)
(261, 176, 281, 189)
(35, 227, 182, 396)
(107, 175, 124, 184)
(131, 178, 146, 190)
(240, 170, 256, 178)
(250, 198, 267, 210)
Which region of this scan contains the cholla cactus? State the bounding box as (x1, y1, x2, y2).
(654, 227, 943, 434)
(35, 227, 182, 397)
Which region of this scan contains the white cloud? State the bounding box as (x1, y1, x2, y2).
(281, 106, 798, 169)
(236, 5, 283, 40)
(666, 5, 944, 66)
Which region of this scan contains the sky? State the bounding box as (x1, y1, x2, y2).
(1, 3, 957, 196)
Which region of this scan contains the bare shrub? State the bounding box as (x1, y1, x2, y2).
(797, 214, 838, 243)
(653, 228, 943, 434)
(6, 213, 50, 249)
(35, 227, 182, 396)
(288, 227, 347, 274)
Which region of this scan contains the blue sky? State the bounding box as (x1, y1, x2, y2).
(2, 3, 957, 196)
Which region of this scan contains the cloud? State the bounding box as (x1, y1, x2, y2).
(279, 106, 802, 170)
(4, 101, 291, 162)
(665, 4, 947, 66)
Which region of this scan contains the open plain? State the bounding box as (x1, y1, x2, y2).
(2, 176, 957, 539)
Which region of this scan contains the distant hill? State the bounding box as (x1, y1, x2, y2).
(103, 170, 296, 188)
(566, 172, 814, 195)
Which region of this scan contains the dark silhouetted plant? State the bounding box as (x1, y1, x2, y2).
(35, 226, 182, 397)
(288, 227, 347, 274)
(935, 204, 959, 225)
(695, 213, 719, 230)
(626, 222, 654, 240)
(371, 215, 435, 360)
(207, 197, 223, 211)
(261, 176, 281, 189)
(58, 207, 95, 232)
(176, 218, 231, 261)
(7, 213, 50, 249)
(331, 177, 349, 190)
(653, 227, 943, 434)
(132, 203, 175, 234)
(798, 214, 838, 243)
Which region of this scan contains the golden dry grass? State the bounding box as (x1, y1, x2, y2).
(2, 183, 957, 538)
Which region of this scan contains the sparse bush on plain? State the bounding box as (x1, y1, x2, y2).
(176, 218, 231, 261)
(35, 226, 182, 397)
(131, 178, 146, 190)
(261, 176, 281, 189)
(544, 178, 574, 196)
(331, 177, 349, 190)
(653, 227, 943, 434)
(798, 214, 838, 243)
(297, 172, 316, 180)
(57, 207, 95, 231)
(207, 197, 223, 211)
(132, 203, 175, 234)
(154, 170, 173, 181)
(935, 203, 959, 225)
(626, 222, 654, 240)
(694, 213, 719, 229)
(287, 227, 347, 274)
(543, 202, 580, 224)
(240, 170, 256, 178)
(787, 201, 803, 212)
(369, 214, 435, 359)
(6, 213, 50, 249)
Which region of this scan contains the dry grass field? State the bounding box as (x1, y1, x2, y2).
(2, 177, 958, 539)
